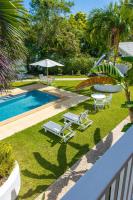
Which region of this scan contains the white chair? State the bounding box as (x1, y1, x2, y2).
(43, 121, 76, 142)
(39, 74, 55, 85)
(17, 73, 26, 80)
(63, 110, 93, 130)
(47, 77, 55, 85)
(39, 74, 47, 82)
(94, 99, 106, 110)
(105, 94, 112, 106)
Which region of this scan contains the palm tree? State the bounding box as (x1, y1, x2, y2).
(0, 0, 27, 90)
(77, 64, 133, 123)
(87, 2, 132, 63)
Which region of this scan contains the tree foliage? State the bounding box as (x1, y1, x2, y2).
(19, 0, 133, 77)
(86, 1, 133, 57)
(0, 0, 27, 90)
(0, 0, 27, 59)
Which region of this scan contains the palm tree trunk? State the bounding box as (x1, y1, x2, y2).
(124, 83, 133, 123)
(113, 30, 120, 65)
(129, 109, 133, 123)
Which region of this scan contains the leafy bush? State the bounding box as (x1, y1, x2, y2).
(0, 144, 15, 179)
(63, 54, 95, 75)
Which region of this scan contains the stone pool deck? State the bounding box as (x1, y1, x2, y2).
(0, 84, 89, 140)
(35, 116, 130, 200)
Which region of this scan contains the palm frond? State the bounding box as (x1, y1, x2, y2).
(76, 76, 116, 90)
(0, 0, 27, 58)
(0, 0, 27, 91)
(0, 50, 15, 91)
(91, 64, 124, 79)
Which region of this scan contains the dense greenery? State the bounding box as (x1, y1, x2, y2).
(1, 80, 130, 199)
(0, 0, 27, 90)
(26, 0, 93, 75)
(24, 0, 133, 76)
(86, 1, 133, 58)
(0, 143, 14, 180)
(1, 0, 133, 81)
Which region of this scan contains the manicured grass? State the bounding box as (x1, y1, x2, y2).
(11, 81, 38, 88)
(52, 80, 81, 92)
(1, 81, 132, 199)
(55, 75, 87, 78)
(11, 76, 86, 89)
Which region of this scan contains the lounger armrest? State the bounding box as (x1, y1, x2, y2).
(61, 122, 72, 132)
(63, 131, 76, 142)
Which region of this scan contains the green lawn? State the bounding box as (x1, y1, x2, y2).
(55, 75, 87, 78)
(11, 81, 38, 88)
(1, 81, 131, 200)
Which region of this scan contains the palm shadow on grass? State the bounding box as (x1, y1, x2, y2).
(39, 128, 63, 147)
(21, 143, 67, 199)
(21, 140, 90, 199)
(86, 127, 113, 164)
(44, 129, 113, 200)
(19, 184, 48, 200)
(20, 126, 113, 200)
(122, 123, 133, 132)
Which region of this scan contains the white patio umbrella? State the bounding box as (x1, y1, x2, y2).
(30, 59, 64, 78)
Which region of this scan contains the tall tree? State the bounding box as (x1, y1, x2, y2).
(69, 12, 88, 53)
(26, 0, 75, 62)
(87, 1, 133, 59)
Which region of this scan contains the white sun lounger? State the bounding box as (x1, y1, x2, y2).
(63, 110, 93, 130)
(43, 121, 76, 142)
(39, 74, 55, 85)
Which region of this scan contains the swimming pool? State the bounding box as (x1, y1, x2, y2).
(0, 90, 59, 122)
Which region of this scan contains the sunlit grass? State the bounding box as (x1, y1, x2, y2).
(1, 80, 131, 199)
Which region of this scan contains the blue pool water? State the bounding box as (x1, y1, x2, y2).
(0, 90, 59, 122)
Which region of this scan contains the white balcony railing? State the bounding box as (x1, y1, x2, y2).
(62, 125, 133, 200)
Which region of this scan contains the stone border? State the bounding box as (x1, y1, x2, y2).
(0, 90, 64, 126)
(35, 116, 130, 200)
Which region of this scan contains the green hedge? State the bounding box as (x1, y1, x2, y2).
(63, 55, 95, 75)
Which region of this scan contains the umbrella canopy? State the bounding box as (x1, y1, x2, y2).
(30, 59, 63, 68)
(30, 59, 64, 77)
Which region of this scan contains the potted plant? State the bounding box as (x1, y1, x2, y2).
(0, 143, 20, 200)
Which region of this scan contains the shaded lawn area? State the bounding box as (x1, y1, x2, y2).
(1, 81, 131, 200)
(11, 81, 38, 88)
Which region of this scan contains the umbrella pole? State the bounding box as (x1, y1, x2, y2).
(47, 67, 49, 77)
(47, 67, 49, 84)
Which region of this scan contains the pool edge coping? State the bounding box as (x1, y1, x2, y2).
(0, 89, 66, 126)
(0, 83, 89, 140)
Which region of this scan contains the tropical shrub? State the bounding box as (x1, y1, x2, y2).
(87, 2, 133, 60)
(0, 143, 15, 181)
(63, 55, 95, 75)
